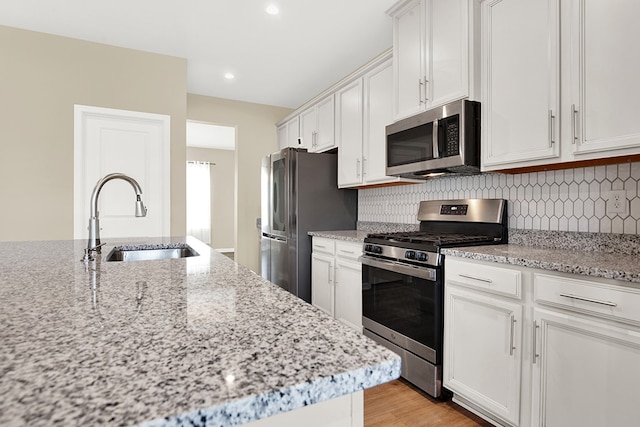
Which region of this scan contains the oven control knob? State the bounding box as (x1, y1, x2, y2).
(416, 252, 428, 262)
(364, 244, 372, 252)
(373, 246, 383, 254)
(405, 250, 416, 260)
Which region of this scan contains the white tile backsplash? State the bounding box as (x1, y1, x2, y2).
(358, 162, 640, 234)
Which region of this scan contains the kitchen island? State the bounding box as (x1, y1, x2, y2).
(0, 237, 400, 426)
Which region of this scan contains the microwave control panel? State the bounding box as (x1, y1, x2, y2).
(441, 115, 460, 157)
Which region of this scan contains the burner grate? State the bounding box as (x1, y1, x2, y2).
(367, 232, 496, 246)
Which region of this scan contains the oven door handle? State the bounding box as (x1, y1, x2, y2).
(361, 256, 437, 281)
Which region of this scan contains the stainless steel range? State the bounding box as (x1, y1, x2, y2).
(361, 199, 507, 398)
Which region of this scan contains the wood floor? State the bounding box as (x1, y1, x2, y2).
(364, 379, 494, 427)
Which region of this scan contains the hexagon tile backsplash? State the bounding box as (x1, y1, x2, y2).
(358, 162, 640, 235)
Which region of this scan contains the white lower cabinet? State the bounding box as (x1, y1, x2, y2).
(311, 237, 362, 332)
(444, 258, 525, 426)
(531, 307, 640, 427)
(445, 256, 640, 427)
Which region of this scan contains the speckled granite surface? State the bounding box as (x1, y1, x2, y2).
(0, 237, 400, 427)
(442, 244, 640, 285)
(307, 230, 369, 242)
(509, 229, 640, 255)
(356, 221, 419, 234)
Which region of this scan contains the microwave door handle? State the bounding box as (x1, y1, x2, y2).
(432, 119, 439, 159)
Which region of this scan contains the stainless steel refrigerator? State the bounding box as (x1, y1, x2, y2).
(260, 148, 357, 303)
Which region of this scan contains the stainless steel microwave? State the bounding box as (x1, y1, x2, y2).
(385, 99, 480, 179)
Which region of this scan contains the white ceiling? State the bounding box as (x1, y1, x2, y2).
(0, 0, 395, 109)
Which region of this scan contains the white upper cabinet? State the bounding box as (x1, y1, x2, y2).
(336, 79, 364, 187)
(388, 0, 478, 121)
(362, 59, 397, 185)
(569, 0, 640, 156)
(481, 0, 560, 170)
(481, 0, 640, 172)
(337, 56, 419, 188)
(300, 95, 335, 153)
(277, 117, 300, 150)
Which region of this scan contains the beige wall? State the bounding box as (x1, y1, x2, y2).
(0, 25, 187, 242)
(187, 94, 292, 272)
(186, 147, 235, 250)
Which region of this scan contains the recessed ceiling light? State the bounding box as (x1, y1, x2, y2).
(266, 4, 279, 15)
(224, 72, 235, 80)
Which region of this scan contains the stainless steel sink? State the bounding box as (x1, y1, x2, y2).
(105, 243, 199, 262)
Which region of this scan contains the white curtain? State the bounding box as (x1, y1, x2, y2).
(186, 161, 211, 244)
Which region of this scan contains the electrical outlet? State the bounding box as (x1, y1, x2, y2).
(607, 190, 627, 214)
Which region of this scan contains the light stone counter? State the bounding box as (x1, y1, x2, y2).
(307, 230, 369, 243)
(0, 237, 400, 426)
(442, 244, 640, 284)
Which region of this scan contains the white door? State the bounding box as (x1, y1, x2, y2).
(363, 59, 394, 184)
(334, 258, 362, 332)
(532, 307, 640, 427)
(392, 0, 425, 120)
(570, 0, 640, 155)
(74, 105, 170, 241)
(311, 253, 334, 317)
(337, 79, 363, 188)
(444, 286, 522, 426)
(481, 0, 560, 169)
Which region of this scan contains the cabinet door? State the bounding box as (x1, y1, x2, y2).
(314, 95, 335, 152)
(311, 253, 334, 316)
(298, 106, 316, 151)
(337, 79, 364, 188)
(532, 308, 640, 427)
(570, 0, 640, 156)
(286, 117, 300, 148)
(481, 0, 560, 170)
(444, 286, 522, 426)
(363, 59, 394, 185)
(334, 258, 362, 332)
(277, 123, 288, 149)
(392, 0, 425, 120)
(428, 0, 469, 108)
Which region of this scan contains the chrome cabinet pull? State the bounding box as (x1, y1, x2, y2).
(458, 273, 493, 284)
(549, 110, 556, 145)
(356, 158, 361, 177)
(312, 131, 317, 147)
(362, 157, 367, 176)
(559, 293, 617, 307)
(418, 78, 424, 104)
(509, 315, 516, 356)
(532, 320, 539, 364)
(571, 104, 578, 144)
(424, 77, 429, 101)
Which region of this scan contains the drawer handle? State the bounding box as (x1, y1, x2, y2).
(459, 274, 493, 284)
(532, 320, 539, 364)
(339, 250, 355, 254)
(315, 245, 327, 249)
(559, 293, 618, 307)
(509, 315, 516, 356)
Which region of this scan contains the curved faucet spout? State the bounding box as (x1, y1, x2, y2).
(86, 173, 147, 257)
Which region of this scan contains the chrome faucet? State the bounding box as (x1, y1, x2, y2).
(86, 173, 147, 258)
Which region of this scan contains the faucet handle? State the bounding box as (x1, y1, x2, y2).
(82, 243, 106, 262)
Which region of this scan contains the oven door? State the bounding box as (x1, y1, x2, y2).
(361, 255, 443, 364)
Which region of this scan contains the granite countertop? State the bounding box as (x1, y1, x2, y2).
(307, 230, 369, 243)
(0, 237, 400, 426)
(442, 244, 640, 284)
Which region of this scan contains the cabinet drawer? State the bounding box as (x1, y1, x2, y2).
(446, 257, 522, 299)
(534, 273, 640, 327)
(335, 241, 362, 261)
(312, 237, 335, 255)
